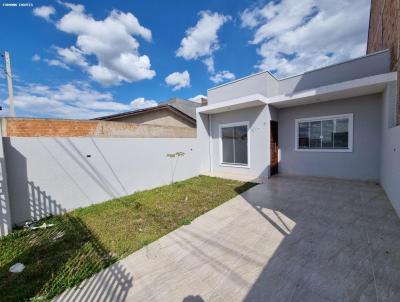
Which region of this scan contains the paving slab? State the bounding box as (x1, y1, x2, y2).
(54, 175, 400, 302)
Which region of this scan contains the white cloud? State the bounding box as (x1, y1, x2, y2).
(87, 65, 118, 86)
(240, 0, 370, 77)
(176, 11, 230, 72)
(210, 70, 236, 84)
(60, 1, 84, 13)
(165, 70, 190, 91)
(44, 58, 71, 70)
(189, 94, 207, 103)
(203, 57, 215, 73)
(56, 46, 88, 67)
(32, 54, 41, 61)
(33, 5, 55, 21)
(34, 2, 155, 86)
(1, 82, 157, 119)
(130, 97, 158, 110)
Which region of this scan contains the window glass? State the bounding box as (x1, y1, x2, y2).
(334, 118, 349, 149)
(298, 122, 309, 149)
(221, 125, 248, 165)
(222, 127, 234, 163)
(310, 121, 321, 149)
(296, 115, 351, 151)
(322, 120, 334, 148)
(233, 126, 248, 164)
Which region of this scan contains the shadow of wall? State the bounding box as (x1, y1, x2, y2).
(241, 176, 400, 301)
(183, 295, 205, 302)
(2, 135, 201, 228)
(0, 139, 134, 300)
(0, 213, 134, 301)
(3, 138, 67, 225)
(52, 216, 134, 302)
(0, 157, 12, 236)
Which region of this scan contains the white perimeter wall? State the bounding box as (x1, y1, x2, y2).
(380, 81, 400, 216)
(3, 137, 200, 225)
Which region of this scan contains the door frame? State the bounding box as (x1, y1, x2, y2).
(270, 120, 279, 176)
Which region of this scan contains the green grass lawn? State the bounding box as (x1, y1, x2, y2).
(0, 176, 256, 302)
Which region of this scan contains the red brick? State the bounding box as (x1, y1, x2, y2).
(2, 118, 196, 138)
(368, 0, 400, 124)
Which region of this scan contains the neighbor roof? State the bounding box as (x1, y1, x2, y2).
(94, 98, 201, 124)
(163, 98, 200, 120)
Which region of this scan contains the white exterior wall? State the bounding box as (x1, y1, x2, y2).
(4, 137, 200, 225)
(278, 94, 382, 181)
(208, 105, 271, 177)
(278, 50, 391, 94)
(196, 112, 212, 173)
(207, 72, 278, 105)
(380, 81, 400, 216)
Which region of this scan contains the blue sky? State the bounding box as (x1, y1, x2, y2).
(0, 0, 370, 118)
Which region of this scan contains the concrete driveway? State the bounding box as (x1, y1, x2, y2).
(55, 175, 400, 302)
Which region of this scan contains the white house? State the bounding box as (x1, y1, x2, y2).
(197, 49, 400, 215)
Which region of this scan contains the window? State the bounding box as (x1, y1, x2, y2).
(220, 122, 249, 166)
(295, 114, 353, 152)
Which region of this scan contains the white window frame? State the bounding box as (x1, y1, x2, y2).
(219, 121, 250, 168)
(295, 113, 353, 152)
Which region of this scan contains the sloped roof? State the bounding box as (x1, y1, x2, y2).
(164, 98, 200, 119)
(94, 98, 201, 124)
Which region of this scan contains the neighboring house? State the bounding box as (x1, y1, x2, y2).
(368, 0, 400, 124)
(95, 98, 204, 128)
(196, 49, 399, 216)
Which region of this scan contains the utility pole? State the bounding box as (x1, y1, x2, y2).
(4, 51, 15, 117)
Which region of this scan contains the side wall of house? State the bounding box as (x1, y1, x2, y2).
(380, 81, 400, 216)
(209, 105, 271, 177)
(278, 94, 382, 181)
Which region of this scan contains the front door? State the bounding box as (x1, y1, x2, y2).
(270, 121, 278, 176)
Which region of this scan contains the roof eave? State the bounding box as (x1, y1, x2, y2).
(94, 104, 196, 125)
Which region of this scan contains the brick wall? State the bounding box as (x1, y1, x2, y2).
(1, 118, 196, 138)
(367, 0, 400, 124)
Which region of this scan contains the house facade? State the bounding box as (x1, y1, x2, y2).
(197, 49, 400, 214)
